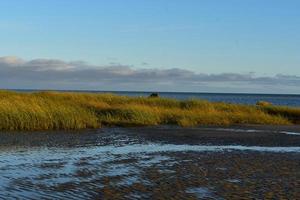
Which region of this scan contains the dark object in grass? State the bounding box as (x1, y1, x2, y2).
(257, 101, 272, 106)
(149, 93, 159, 98)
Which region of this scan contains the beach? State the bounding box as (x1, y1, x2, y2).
(2, 0, 300, 199)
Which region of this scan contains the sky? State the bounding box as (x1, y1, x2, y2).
(0, 0, 300, 93)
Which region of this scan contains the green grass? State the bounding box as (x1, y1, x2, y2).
(0, 90, 299, 131)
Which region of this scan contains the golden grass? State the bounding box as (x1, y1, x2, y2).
(256, 101, 272, 106)
(0, 90, 299, 131)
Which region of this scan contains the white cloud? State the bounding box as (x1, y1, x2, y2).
(0, 56, 299, 93)
(0, 56, 24, 65)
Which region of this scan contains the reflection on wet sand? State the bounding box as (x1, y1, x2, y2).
(0, 126, 299, 199)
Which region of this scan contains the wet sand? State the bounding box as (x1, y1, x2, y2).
(0, 126, 300, 199)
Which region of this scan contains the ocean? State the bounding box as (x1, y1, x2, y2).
(14, 90, 300, 107)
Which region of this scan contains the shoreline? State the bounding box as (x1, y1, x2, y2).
(1, 125, 300, 148)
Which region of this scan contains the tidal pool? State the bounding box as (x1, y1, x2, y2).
(0, 126, 299, 199)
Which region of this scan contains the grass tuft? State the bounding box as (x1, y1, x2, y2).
(0, 90, 298, 131)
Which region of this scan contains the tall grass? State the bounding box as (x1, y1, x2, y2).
(0, 90, 298, 131)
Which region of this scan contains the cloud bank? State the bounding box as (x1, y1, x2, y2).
(0, 56, 299, 93)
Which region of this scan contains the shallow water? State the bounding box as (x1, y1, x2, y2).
(281, 131, 300, 136)
(0, 127, 300, 199)
(212, 128, 300, 136)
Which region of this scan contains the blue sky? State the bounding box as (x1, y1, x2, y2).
(0, 0, 300, 93)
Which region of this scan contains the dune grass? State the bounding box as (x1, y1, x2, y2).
(0, 90, 299, 131)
